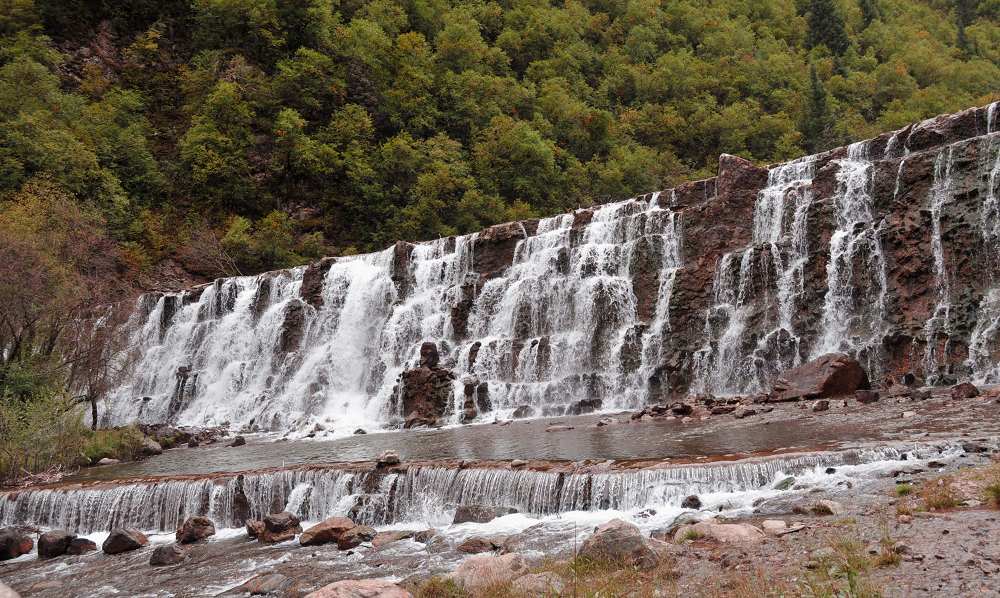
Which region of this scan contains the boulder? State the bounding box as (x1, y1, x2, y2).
(733, 406, 756, 419)
(96, 458, 120, 466)
(681, 495, 701, 509)
(761, 520, 788, 535)
(578, 519, 660, 570)
(176, 516, 216, 544)
(299, 516, 356, 547)
(102, 529, 148, 554)
(673, 521, 765, 544)
(812, 399, 830, 412)
(245, 519, 265, 539)
(950, 382, 980, 399)
(0, 581, 19, 598)
(395, 365, 455, 429)
(811, 499, 845, 516)
(140, 437, 163, 456)
(38, 530, 75, 558)
(66, 538, 97, 555)
(511, 405, 535, 419)
(855, 390, 880, 404)
(447, 553, 530, 592)
(771, 353, 870, 401)
(338, 525, 377, 550)
(452, 505, 517, 524)
(376, 450, 400, 467)
(0, 528, 33, 560)
(419, 341, 440, 368)
(305, 579, 412, 598)
(510, 572, 565, 595)
(149, 543, 187, 566)
(372, 530, 415, 549)
(457, 536, 499, 554)
(258, 512, 302, 543)
(669, 402, 693, 416)
(229, 436, 246, 447)
(234, 573, 294, 596)
(567, 398, 602, 415)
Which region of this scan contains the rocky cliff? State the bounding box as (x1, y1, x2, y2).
(102, 103, 1000, 434)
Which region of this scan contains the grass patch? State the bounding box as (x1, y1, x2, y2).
(984, 480, 1000, 509)
(895, 483, 913, 497)
(81, 426, 145, 463)
(679, 528, 704, 542)
(801, 537, 883, 598)
(919, 477, 961, 511)
(415, 577, 465, 598)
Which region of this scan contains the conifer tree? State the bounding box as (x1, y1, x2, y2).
(802, 64, 833, 153)
(807, 0, 851, 55)
(860, 0, 881, 28)
(956, 0, 976, 55)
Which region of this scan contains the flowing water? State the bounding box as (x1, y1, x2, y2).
(967, 113, 1000, 382)
(922, 146, 957, 384)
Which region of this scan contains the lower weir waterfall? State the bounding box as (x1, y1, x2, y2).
(89, 103, 1000, 435)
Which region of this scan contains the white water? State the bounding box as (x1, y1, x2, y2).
(693, 157, 815, 394)
(922, 146, 957, 383)
(967, 120, 1000, 382)
(813, 141, 889, 377)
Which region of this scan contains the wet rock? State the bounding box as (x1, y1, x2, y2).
(299, 516, 356, 547)
(447, 553, 530, 592)
(579, 519, 660, 570)
(140, 437, 163, 456)
(457, 536, 499, 554)
(810, 500, 844, 516)
(229, 436, 246, 447)
(681, 495, 702, 509)
(0, 582, 19, 598)
(511, 405, 535, 419)
(176, 516, 216, 544)
(674, 521, 765, 544)
(855, 390, 880, 404)
(669, 402, 693, 416)
(733, 406, 756, 418)
(305, 579, 412, 598)
(567, 398, 602, 415)
(812, 399, 830, 412)
(711, 405, 736, 415)
(510, 459, 528, 468)
(419, 341, 440, 368)
(545, 424, 574, 432)
(354, 428, 367, 435)
(962, 441, 989, 454)
(396, 364, 456, 429)
(372, 530, 415, 549)
(234, 573, 294, 596)
(97, 457, 120, 465)
(376, 450, 400, 467)
(950, 382, 980, 399)
(102, 529, 148, 554)
(338, 525, 377, 550)
(38, 530, 75, 558)
(771, 353, 870, 401)
(413, 529, 439, 543)
(453, 505, 518, 524)
(511, 572, 565, 595)
(258, 512, 302, 544)
(774, 477, 796, 490)
(245, 519, 264, 539)
(0, 528, 33, 560)
(149, 543, 187, 566)
(66, 537, 97, 555)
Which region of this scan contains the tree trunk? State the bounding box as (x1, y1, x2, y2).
(90, 398, 98, 431)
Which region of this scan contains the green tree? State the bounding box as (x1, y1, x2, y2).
(807, 0, 850, 55)
(802, 64, 834, 153)
(860, 0, 881, 28)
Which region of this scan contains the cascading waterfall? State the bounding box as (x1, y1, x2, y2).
(967, 111, 1000, 382)
(813, 141, 889, 376)
(3, 442, 970, 534)
(922, 146, 957, 383)
(693, 158, 815, 395)
(456, 195, 681, 414)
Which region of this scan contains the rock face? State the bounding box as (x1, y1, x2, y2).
(102, 529, 148, 554)
(0, 528, 33, 560)
(771, 354, 870, 401)
(37, 530, 75, 558)
(578, 519, 661, 570)
(305, 579, 412, 598)
(176, 516, 216, 544)
(102, 102, 1000, 429)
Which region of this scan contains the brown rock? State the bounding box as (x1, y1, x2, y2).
(0, 528, 34, 560)
(38, 530, 75, 559)
(149, 543, 187, 566)
(457, 536, 498, 554)
(299, 516, 356, 547)
(394, 366, 455, 429)
(337, 525, 376, 550)
(950, 382, 980, 399)
(246, 519, 264, 539)
(0, 581, 19, 598)
(257, 511, 302, 543)
(447, 553, 530, 592)
(579, 519, 660, 570)
(66, 538, 97, 555)
(372, 530, 415, 549)
(855, 390, 880, 404)
(453, 505, 517, 524)
(305, 579, 412, 598)
(102, 529, 148, 554)
(771, 353, 870, 401)
(176, 516, 216, 544)
(235, 573, 294, 596)
(812, 399, 830, 412)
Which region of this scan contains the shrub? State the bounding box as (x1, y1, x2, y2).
(0, 391, 90, 484)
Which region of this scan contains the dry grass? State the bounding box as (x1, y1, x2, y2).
(918, 477, 961, 511)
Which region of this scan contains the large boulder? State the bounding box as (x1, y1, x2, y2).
(102, 529, 148, 554)
(578, 519, 660, 570)
(394, 365, 456, 429)
(447, 553, 530, 592)
(0, 528, 33, 560)
(176, 516, 216, 544)
(234, 573, 294, 596)
(258, 511, 302, 543)
(950, 382, 980, 399)
(0, 581, 20, 598)
(299, 516, 356, 547)
(305, 579, 412, 598)
(38, 530, 75, 559)
(338, 525, 377, 550)
(149, 543, 187, 566)
(66, 538, 97, 555)
(140, 437, 163, 456)
(672, 521, 765, 544)
(771, 353, 870, 401)
(452, 505, 518, 524)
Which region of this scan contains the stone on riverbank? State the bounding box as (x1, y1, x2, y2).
(102, 529, 148, 554)
(299, 517, 356, 547)
(66, 538, 97, 555)
(176, 516, 216, 544)
(0, 528, 33, 560)
(579, 519, 660, 570)
(305, 579, 412, 598)
(38, 530, 75, 558)
(771, 353, 869, 402)
(337, 525, 376, 550)
(258, 512, 301, 543)
(452, 505, 517, 524)
(149, 543, 187, 566)
(950, 382, 979, 399)
(447, 553, 529, 592)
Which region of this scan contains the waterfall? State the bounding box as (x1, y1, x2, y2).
(813, 141, 888, 376)
(3, 443, 967, 534)
(967, 124, 1000, 382)
(693, 158, 815, 395)
(457, 195, 681, 414)
(922, 146, 957, 384)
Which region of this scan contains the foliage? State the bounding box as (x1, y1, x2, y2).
(80, 426, 145, 464)
(0, 390, 88, 483)
(0, 0, 993, 277)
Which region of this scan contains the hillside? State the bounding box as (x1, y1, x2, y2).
(0, 0, 997, 288)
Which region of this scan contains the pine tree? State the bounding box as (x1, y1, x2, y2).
(956, 0, 976, 55)
(860, 0, 881, 28)
(802, 64, 833, 153)
(807, 0, 851, 55)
